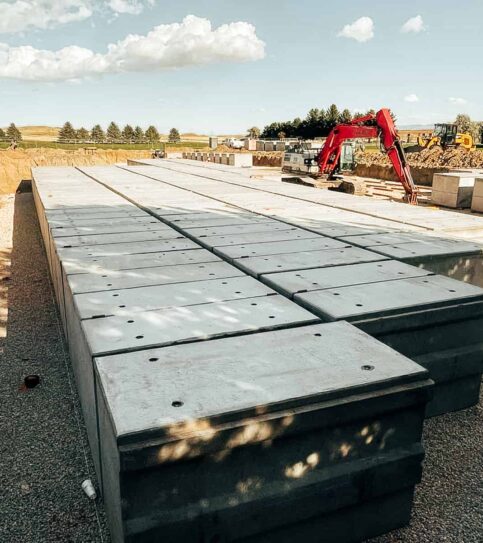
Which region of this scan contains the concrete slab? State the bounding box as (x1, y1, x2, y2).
(235, 246, 387, 277)
(181, 221, 292, 237)
(168, 213, 273, 229)
(67, 261, 243, 295)
(71, 275, 272, 317)
(57, 238, 199, 259)
(51, 220, 166, 237)
(294, 274, 483, 322)
(83, 295, 318, 355)
(55, 229, 183, 248)
(95, 321, 431, 543)
(432, 173, 475, 208)
(195, 228, 319, 249)
(262, 260, 433, 298)
(215, 237, 349, 261)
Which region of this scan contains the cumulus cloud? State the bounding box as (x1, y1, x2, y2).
(449, 97, 467, 105)
(0, 0, 156, 34)
(338, 17, 374, 43)
(0, 0, 93, 34)
(401, 15, 426, 34)
(0, 15, 265, 81)
(404, 94, 419, 103)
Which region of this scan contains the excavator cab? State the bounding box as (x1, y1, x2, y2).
(434, 124, 458, 147)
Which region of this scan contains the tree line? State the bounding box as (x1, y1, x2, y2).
(259, 104, 362, 139)
(0, 122, 182, 144)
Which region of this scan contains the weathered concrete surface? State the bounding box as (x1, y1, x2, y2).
(96, 322, 431, 543)
(471, 177, 483, 213)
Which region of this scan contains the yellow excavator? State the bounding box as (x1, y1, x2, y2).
(417, 123, 475, 151)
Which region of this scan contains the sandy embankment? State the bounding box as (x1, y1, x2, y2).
(0, 148, 153, 194)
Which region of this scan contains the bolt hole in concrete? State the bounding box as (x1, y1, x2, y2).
(136, 335, 144, 339)
(356, 304, 363, 307)
(251, 303, 257, 306)
(24, 375, 40, 388)
(361, 365, 375, 371)
(112, 294, 119, 297)
(314, 333, 322, 337)
(172, 401, 184, 408)
(149, 358, 159, 362)
(269, 316, 275, 319)
(127, 320, 134, 323)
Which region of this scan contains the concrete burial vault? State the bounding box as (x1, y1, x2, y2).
(32, 164, 483, 543)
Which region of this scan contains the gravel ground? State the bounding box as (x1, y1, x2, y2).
(0, 191, 110, 542)
(0, 191, 481, 542)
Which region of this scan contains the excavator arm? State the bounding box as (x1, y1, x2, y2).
(317, 108, 418, 204)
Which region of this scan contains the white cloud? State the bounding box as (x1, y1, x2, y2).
(449, 97, 468, 105)
(0, 15, 265, 82)
(0, 0, 156, 34)
(337, 17, 374, 43)
(0, 1, 93, 34)
(404, 93, 419, 103)
(401, 15, 426, 34)
(107, 0, 144, 15)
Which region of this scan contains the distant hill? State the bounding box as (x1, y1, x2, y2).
(19, 126, 60, 142)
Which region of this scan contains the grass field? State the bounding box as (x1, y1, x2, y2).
(0, 140, 209, 150)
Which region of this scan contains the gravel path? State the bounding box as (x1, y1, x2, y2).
(0, 191, 481, 542)
(0, 191, 110, 542)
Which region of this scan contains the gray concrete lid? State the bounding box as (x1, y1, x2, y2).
(367, 240, 483, 260)
(94, 321, 427, 439)
(51, 220, 165, 238)
(69, 261, 244, 295)
(197, 229, 319, 249)
(235, 247, 387, 277)
(74, 274, 274, 318)
(214, 237, 349, 261)
(295, 274, 483, 321)
(340, 232, 483, 252)
(47, 211, 146, 223)
(57, 238, 199, 259)
(261, 260, 432, 297)
(62, 249, 220, 275)
(181, 221, 292, 237)
(168, 214, 271, 229)
(55, 229, 183, 248)
(85, 294, 318, 356)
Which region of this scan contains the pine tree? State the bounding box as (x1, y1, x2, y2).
(6, 123, 22, 141)
(122, 124, 135, 143)
(168, 127, 180, 143)
(133, 126, 145, 143)
(326, 104, 340, 128)
(91, 124, 105, 143)
(106, 122, 121, 142)
(340, 109, 353, 124)
(145, 125, 160, 143)
(76, 127, 90, 142)
(58, 122, 76, 142)
(0, 128, 6, 141)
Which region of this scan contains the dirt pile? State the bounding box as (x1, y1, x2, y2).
(357, 147, 483, 169)
(0, 148, 152, 194)
(355, 147, 483, 185)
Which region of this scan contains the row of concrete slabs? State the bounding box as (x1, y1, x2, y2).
(32, 165, 438, 542)
(105, 162, 483, 418)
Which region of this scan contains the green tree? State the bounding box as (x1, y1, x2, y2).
(326, 104, 340, 129)
(133, 126, 145, 143)
(146, 125, 160, 143)
(0, 128, 6, 141)
(58, 122, 76, 142)
(106, 122, 121, 142)
(455, 114, 482, 144)
(91, 124, 105, 143)
(168, 127, 180, 143)
(76, 127, 90, 142)
(6, 123, 22, 141)
(247, 126, 260, 139)
(340, 109, 353, 124)
(122, 124, 135, 143)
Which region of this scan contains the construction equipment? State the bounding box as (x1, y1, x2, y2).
(317, 109, 419, 204)
(417, 124, 475, 151)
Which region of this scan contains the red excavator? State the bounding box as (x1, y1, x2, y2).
(317, 108, 419, 204)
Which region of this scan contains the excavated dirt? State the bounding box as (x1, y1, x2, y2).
(355, 147, 483, 185)
(0, 148, 153, 194)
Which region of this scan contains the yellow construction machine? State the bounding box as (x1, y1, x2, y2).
(417, 123, 475, 150)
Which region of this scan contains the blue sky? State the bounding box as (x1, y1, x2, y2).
(1, 0, 482, 133)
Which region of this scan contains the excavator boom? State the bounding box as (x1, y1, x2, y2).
(317, 108, 419, 204)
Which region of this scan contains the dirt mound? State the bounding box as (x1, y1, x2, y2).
(357, 147, 483, 169)
(0, 148, 153, 194)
